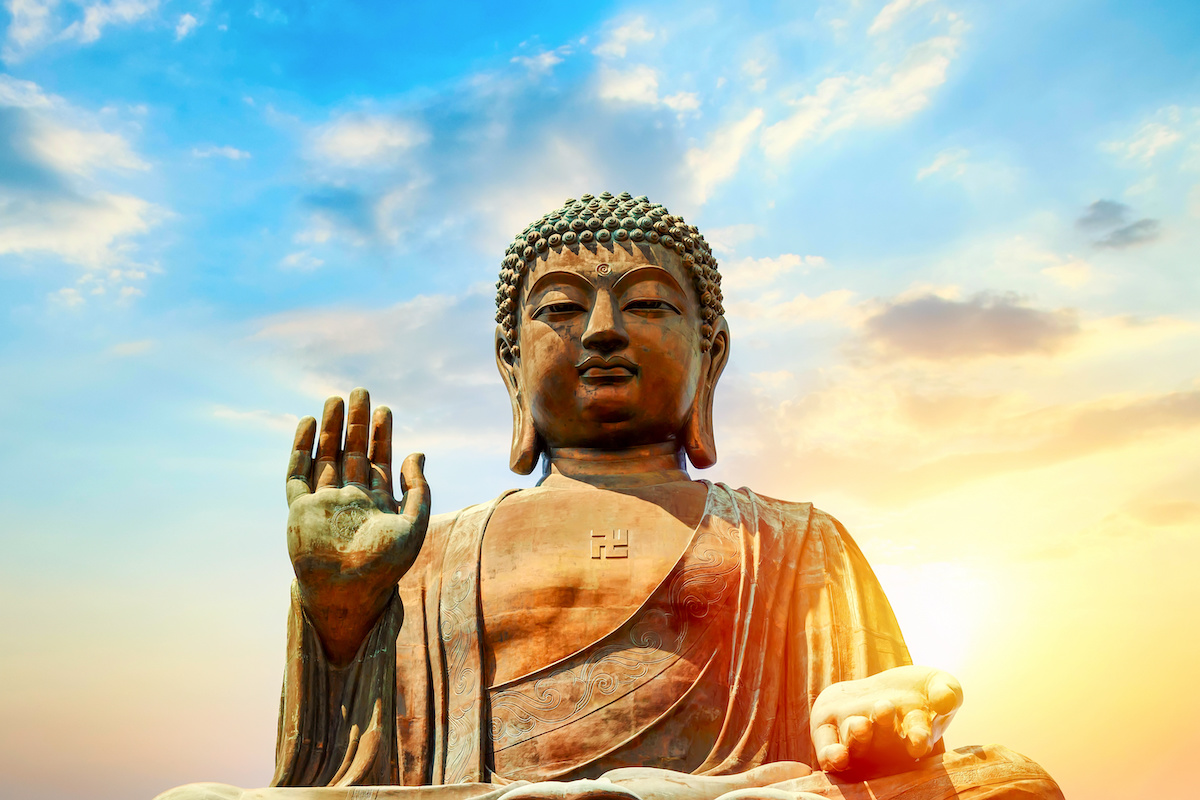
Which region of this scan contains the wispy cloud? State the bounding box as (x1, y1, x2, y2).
(869, 0, 935, 36)
(762, 16, 964, 160)
(592, 16, 654, 59)
(174, 12, 197, 41)
(917, 147, 968, 180)
(685, 108, 764, 204)
(191, 145, 250, 160)
(310, 113, 429, 167)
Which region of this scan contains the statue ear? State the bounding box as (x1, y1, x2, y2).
(683, 318, 729, 470)
(495, 327, 543, 475)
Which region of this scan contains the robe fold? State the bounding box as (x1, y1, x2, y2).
(272, 482, 915, 788)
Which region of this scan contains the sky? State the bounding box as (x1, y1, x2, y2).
(0, 1, 1198, 798)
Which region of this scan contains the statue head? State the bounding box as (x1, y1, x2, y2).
(494, 192, 730, 475)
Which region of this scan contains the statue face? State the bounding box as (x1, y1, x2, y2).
(513, 244, 709, 450)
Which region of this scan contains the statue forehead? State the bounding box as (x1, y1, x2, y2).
(525, 243, 690, 287)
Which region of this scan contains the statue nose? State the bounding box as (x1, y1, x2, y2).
(581, 291, 629, 353)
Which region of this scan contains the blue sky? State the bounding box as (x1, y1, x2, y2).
(2, 2, 1199, 799)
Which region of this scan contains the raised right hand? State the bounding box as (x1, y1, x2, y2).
(285, 387, 430, 664)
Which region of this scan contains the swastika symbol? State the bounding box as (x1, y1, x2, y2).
(590, 529, 629, 559)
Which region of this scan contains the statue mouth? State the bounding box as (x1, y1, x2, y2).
(576, 355, 639, 385)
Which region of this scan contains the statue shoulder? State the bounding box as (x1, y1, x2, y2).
(711, 482, 852, 540)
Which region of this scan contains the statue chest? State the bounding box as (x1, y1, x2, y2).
(478, 485, 706, 687)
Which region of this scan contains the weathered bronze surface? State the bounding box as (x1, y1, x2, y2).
(156, 196, 1062, 800)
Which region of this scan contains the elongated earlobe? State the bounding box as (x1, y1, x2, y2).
(683, 319, 730, 470)
(495, 327, 543, 474)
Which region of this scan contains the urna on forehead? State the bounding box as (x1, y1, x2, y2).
(494, 191, 726, 361)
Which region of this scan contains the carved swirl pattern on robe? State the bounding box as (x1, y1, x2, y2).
(488, 521, 742, 748)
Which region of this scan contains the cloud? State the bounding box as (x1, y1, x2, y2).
(174, 12, 197, 41)
(1076, 199, 1130, 230)
(880, 390, 1200, 500)
(1104, 108, 1183, 163)
(762, 21, 962, 160)
(191, 145, 250, 160)
(663, 92, 700, 113)
(60, 0, 159, 45)
(211, 405, 299, 433)
(863, 292, 1079, 360)
(596, 64, 660, 105)
(720, 252, 826, 291)
(869, 0, 935, 35)
(250, 291, 513, 454)
(279, 250, 324, 271)
(108, 339, 154, 356)
(685, 108, 764, 204)
(1095, 218, 1160, 249)
(704, 223, 761, 254)
(917, 147, 968, 180)
(592, 16, 654, 59)
(1074, 199, 1160, 249)
(0, 82, 159, 271)
(511, 46, 571, 74)
(311, 113, 429, 167)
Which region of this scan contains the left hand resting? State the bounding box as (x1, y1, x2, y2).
(809, 665, 963, 775)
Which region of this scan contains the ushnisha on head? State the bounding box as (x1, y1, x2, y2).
(493, 192, 730, 476)
(494, 191, 725, 362)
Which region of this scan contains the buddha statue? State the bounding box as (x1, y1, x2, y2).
(157, 193, 1062, 800)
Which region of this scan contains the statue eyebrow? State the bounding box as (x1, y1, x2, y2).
(527, 269, 595, 297)
(611, 265, 685, 296)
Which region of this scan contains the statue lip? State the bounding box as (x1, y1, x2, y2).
(576, 354, 639, 384)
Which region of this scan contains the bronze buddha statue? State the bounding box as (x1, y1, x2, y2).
(157, 193, 1061, 800)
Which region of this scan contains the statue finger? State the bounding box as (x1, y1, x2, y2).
(871, 699, 898, 734)
(927, 672, 964, 716)
(368, 405, 394, 500)
(398, 452, 430, 528)
(901, 708, 934, 758)
(286, 416, 317, 505)
(839, 714, 873, 759)
(812, 722, 848, 772)
(314, 396, 344, 490)
(343, 387, 371, 489)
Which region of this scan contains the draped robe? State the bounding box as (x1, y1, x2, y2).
(215, 483, 1060, 800)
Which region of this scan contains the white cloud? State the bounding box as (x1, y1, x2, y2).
(191, 145, 250, 160)
(742, 58, 767, 92)
(917, 147, 968, 180)
(30, 121, 148, 174)
(0, 75, 160, 269)
(1104, 108, 1184, 163)
(762, 23, 963, 160)
(592, 16, 654, 59)
(279, 250, 324, 271)
(4, 0, 158, 59)
(0, 73, 52, 107)
(869, 0, 934, 36)
(175, 12, 198, 41)
(211, 405, 299, 433)
(705, 223, 761, 254)
(61, 0, 159, 45)
(596, 64, 659, 105)
(311, 114, 429, 167)
(685, 108, 764, 204)
(3, 0, 57, 59)
(663, 91, 700, 113)
(511, 45, 571, 75)
(721, 252, 827, 291)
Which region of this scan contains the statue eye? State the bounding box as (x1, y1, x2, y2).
(534, 301, 585, 319)
(623, 299, 680, 314)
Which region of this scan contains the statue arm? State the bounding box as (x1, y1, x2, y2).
(800, 510, 962, 777)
